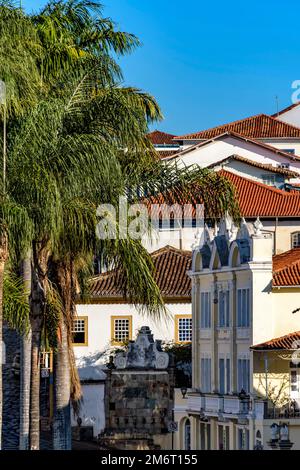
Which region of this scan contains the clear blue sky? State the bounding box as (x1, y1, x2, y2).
(23, 0, 300, 135)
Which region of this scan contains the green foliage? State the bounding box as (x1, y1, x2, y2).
(3, 269, 30, 334)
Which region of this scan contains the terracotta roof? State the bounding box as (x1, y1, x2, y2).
(147, 130, 178, 145)
(252, 330, 300, 350)
(167, 131, 300, 162)
(175, 114, 300, 140)
(273, 248, 300, 286)
(219, 170, 300, 217)
(157, 149, 179, 159)
(272, 102, 300, 118)
(89, 246, 192, 301)
(208, 155, 298, 178)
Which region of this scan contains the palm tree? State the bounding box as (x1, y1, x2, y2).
(0, 1, 240, 451)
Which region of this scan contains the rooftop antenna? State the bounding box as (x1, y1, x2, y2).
(275, 95, 279, 116)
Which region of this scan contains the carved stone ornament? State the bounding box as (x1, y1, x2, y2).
(114, 326, 169, 370)
(253, 217, 264, 236)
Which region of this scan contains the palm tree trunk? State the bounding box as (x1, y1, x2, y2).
(29, 327, 41, 450)
(29, 243, 49, 450)
(19, 256, 32, 450)
(53, 261, 73, 450)
(0, 233, 8, 450)
(53, 318, 71, 450)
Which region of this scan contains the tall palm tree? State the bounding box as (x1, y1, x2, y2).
(44, 61, 239, 449)
(0, 1, 240, 451)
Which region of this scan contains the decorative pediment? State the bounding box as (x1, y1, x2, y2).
(114, 326, 169, 370)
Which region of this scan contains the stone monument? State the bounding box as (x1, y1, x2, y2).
(101, 326, 174, 450)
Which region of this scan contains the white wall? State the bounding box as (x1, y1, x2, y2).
(74, 302, 191, 362)
(173, 136, 300, 176)
(71, 383, 105, 437)
(142, 227, 197, 253)
(275, 105, 300, 128)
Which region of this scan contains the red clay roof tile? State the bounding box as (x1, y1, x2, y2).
(175, 114, 300, 140)
(147, 130, 177, 145)
(220, 170, 300, 217)
(273, 248, 300, 287)
(252, 330, 300, 350)
(89, 246, 192, 301)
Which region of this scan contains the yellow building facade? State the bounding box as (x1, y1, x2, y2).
(173, 218, 300, 450)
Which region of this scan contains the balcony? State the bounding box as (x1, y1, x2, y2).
(205, 395, 224, 413)
(187, 393, 205, 413)
(224, 395, 251, 415)
(187, 392, 251, 417)
(264, 403, 300, 419)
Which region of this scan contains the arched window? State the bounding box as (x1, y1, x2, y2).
(292, 232, 300, 249)
(184, 419, 191, 450)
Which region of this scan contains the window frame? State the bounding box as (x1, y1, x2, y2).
(291, 231, 300, 249)
(237, 288, 250, 328)
(111, 315, 133, 345)
(200, 292, 211, 329)
(261, 174, 276, 186)
(72, 316, 88, 347)
(201, 356, 212, 393)
(237, 357, 250, 393)
(175, 314, 192, 343)
(219, 356, 231, 394)
(218, 290, 230, 328)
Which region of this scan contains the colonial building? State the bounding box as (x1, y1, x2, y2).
(74, 246, 192, 368)
(174, 218, 300, 450)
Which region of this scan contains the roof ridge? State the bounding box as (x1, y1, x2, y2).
(151, 245, 192, 258)
(175, 113, 264, 140)
(271, 102, 300, 117)
(211, 154, 298, 176)
(148, 130, 176, 137)
(168, 130, 300, 161)
(175, 113, 300, 140)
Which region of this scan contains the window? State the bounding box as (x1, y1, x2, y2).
(200, 292, 211, 328)
(184, 419, 191, 450)
(218, 290, 230, 327)
(218, 425, 230, 450)
(219, 357, 231, 394)
(72, 317, 88, 346)
(292, 232, 300, 249)
(175, 315, 192, 343)
(201, 357, 212, 393)
(238, 428, 250, 450)
(237, 289, 250, 327)
(291, 369, 298, 392)
(111, 316, 132, 344)
(200, 423, 211, 450)
(237, 358, 250, 393)
(262, 174, 276, 186)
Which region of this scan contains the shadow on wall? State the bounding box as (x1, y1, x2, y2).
(163, 341, 192, 388)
